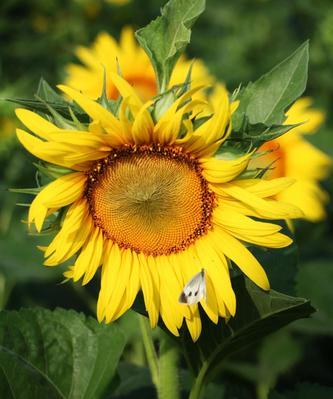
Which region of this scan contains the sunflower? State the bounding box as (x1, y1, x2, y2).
(16, 76, 302, 341)
(65, 26, 212, 101)
(250, 98, 332, 222)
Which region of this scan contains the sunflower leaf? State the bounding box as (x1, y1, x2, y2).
(0, 308, 125, 399)
(178, 275, 314, 381)
(135, 0, 205, 92)
(232, 41, 309, 132)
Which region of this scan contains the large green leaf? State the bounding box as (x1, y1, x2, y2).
(0, 308, 125, 399)
(232, 42, 309, 131)
(135, 0, 205, 91)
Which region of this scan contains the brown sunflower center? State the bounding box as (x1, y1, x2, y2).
(86, 145, 215, 256)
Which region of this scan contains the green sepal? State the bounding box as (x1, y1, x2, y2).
(9, 187, 42, 195)
(33, 162, 73, 180)
(228, 120, 302, 150)
(136, 0, 206, 92)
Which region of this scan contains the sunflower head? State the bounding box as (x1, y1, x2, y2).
(15, 68, 304, 341)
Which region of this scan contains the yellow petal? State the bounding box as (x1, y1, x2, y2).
(220, 183, 303, 220)
(214, 228, 270, 290)
(58, 84, 123, 134)
(201, 153, 251, 183)
(16, 108, 60, 140)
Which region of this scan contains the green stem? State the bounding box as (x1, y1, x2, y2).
(158, 332, 180, 399)
(139, 315, 159, 388)
(188, 360, 209, 399)
(257, 382, 270, 399)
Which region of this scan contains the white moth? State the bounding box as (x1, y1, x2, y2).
(178, 269, 206, 305)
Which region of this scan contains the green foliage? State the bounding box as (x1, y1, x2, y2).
(270, 383, 333, 399)
(0, 220, 63, 284)
(225, 330, 302, 399)
(233, 41, 309, 129)
(231, 42, 309, 150)
(136, 0, 205, 91)
(180, 276, 314, 375)
(0, 308, 125, 399)
(252, 243, 299, 296)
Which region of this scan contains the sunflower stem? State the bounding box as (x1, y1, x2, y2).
(139, 315, 159, 388)
(188, 360, 209, 399)
(158, 332, 180, 399)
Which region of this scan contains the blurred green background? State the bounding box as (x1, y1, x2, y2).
(0, 0, 333, 398)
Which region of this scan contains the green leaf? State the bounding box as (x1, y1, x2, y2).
(179, 275, 314, 397)
(232, 42, 309, 131)
(135, 0, 205, 91)
(0, 308, 125, 399)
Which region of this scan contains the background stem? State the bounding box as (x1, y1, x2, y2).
(158, 332, 180, 399)
(139, 315, 159, 388)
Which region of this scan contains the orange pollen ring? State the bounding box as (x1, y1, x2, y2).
(85, 145, 216, 256)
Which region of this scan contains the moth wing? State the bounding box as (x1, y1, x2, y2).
(178, 269, 206, 305)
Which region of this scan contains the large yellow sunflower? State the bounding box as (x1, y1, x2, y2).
(65, 27, 212, 101)
(250, 98, 332, 222)
(16, 76, 302, 341)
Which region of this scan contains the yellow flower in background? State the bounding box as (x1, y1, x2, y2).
(16, 76, 302, 341)
(65, 27, 213, 101)
(0, 117, 15, 140)
(251, 98, 332, 222)
(105, 0, 131, 5)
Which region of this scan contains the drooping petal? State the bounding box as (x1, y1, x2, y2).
(213, 227, 270, 290)
(16, 108, 61, 140)
(201, 153, 252, 183)
(219, 183, 303, 220)
(29, 172, 86, 232)
(71, 226, 104, 283)
(58, 84, 123, 137)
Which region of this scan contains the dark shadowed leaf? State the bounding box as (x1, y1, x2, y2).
(294, 260, 333, 335)
(270, 383, 333, 399)
(0, 220, 64, 283)
(252, 242, 299, 295)
(179, 275, 314, 391)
